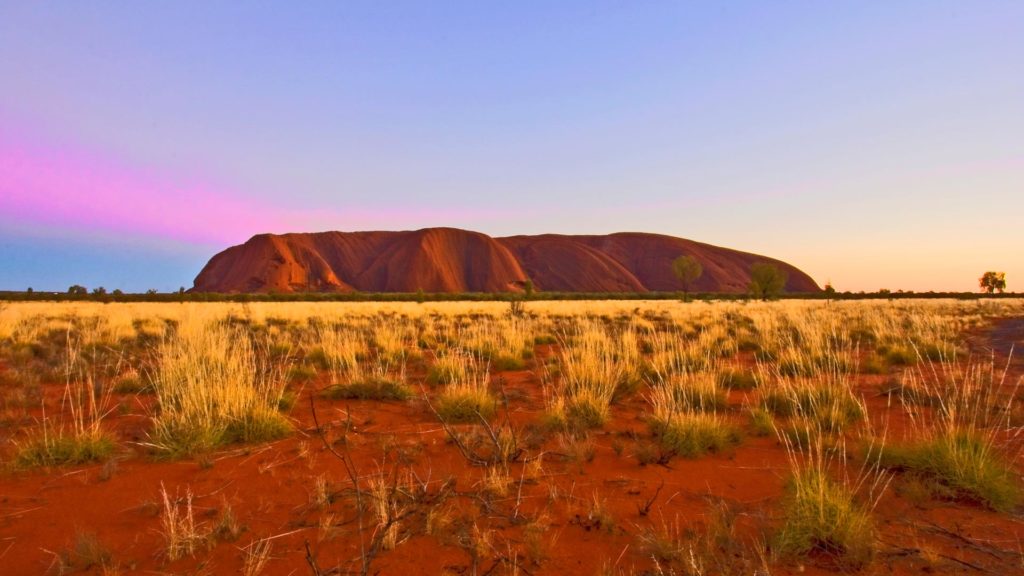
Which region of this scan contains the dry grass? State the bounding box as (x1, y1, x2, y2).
(434, 351, 496, 422)
(15, 331, 115, 467)
(773, 436, 889, 570)
(147, 319, 291, 456)
(880, 357, 1022, 511)
(159, 483, 209, 561)
(2, 298, 1023, 573)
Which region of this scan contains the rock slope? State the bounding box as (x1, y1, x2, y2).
(192, 228, 820, 293)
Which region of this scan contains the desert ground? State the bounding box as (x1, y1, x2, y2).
(1, 299, 1023, 575)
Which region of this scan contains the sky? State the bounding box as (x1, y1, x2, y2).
(1, 1, 1021, 293)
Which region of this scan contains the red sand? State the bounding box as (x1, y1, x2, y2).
(1, 322, 1022, 575)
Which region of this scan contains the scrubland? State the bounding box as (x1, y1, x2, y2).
(0, 298, 1022, 575)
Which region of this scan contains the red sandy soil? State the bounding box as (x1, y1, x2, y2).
(0, 322, 1021, 575)
(191, 228, 821, 294)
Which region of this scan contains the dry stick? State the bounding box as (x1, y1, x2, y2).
(918, 519, 1017, 561)
(420, 387, 490, 466)
(637, 480, 665, 517)
(303, 540, 323, 576)
(308, 394, 367, 575)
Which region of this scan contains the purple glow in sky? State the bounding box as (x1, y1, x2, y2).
(0, 123, 511, 248)
(1, 126, 278, 246)
(1, 2, 1022, 292)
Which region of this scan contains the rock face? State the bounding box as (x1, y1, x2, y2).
(192, 228, 820, 294)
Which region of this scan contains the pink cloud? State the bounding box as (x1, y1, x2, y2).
(0, 124, 512, 247)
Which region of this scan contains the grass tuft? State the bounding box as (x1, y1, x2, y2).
(149, 321, 291, 457)
(16, 431, 114, 467)
(880, 431, 1020, 512)
(774, 466, 876, 569)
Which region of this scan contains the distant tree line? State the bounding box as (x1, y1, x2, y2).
(0, 288, 1016, 303)
(0, 269, 1008, 303)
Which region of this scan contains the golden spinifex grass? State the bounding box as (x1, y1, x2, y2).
(148, 319, 291, 456)
(544, 322, 630, 429)
(646, 369, 739, 458)
(434, 350, 495, 422)
(457, 318, 535, 370)
(881, 357, 1022, 511)
(315, 324, 410, 401)
(760, 368, 866, 440)
(2, 299, 1023, 467)
(323, 355, 410, 401)
(774, 434, 889, 570)
(15, 330, 115, 467)
(160, 483, 209, 561)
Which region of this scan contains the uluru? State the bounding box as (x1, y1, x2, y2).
(192, 228, 820, 294)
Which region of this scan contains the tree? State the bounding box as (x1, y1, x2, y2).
(145, 288, 158, 295)
(671, 255, 703, 300)
(112, 289, 124, 296)
(749, 262, 787, 301)
(92, 286, 107, 296)
(68, 285, 87, 295)
(979, 271, 1006, 294)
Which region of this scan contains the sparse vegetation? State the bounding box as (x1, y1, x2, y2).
(0, 298, 1022, 574)
(148, 319, 292, 456)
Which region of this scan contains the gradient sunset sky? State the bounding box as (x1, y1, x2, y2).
(1, 2, 1021, 292)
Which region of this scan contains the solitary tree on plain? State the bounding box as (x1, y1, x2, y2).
(979, 271, 1006, 294)
(671, 255, 703, 300)
(749, 262, 787, 301)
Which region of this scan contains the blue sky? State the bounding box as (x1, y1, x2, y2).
(1, 2, 1021, 292)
